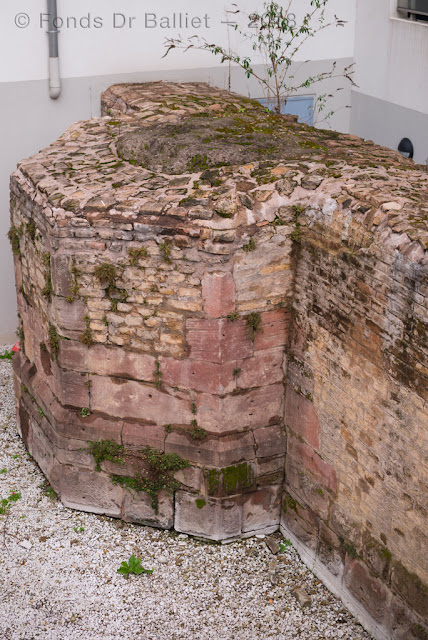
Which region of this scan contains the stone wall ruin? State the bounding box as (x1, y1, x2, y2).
(9, 82, 427, 639)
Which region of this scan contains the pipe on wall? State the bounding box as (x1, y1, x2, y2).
(47, 0, 61, 99)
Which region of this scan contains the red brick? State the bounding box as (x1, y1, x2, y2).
(202, 271, 236, 318)
(285, 387, 320, 449)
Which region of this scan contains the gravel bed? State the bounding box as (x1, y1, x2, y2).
(0, 349, 372, 640)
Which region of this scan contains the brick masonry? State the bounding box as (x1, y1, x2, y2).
(9, 82, 428, 639)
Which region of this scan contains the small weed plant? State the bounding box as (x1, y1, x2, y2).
(112, 448, 189, 513)
(89, 440, 124, 472)
(0, 491, 21, 515)
(279, 539, 292, 553)
(247, 312, 263, 341)
(117, 555, 154, 577)
(40, 481, 57, 501)
(190, 422, 207, 441)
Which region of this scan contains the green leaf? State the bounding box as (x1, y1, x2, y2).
(117, 555, 154, 576)
(117, 562, 130, 575)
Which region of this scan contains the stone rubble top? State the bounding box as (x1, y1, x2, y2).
(13, 81, 428, 263)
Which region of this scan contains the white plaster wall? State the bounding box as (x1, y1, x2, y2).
(354, 0, 428, 114)
(0, 0, 356, 82)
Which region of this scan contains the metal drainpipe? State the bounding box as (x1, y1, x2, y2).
(47, 0, 61, 99)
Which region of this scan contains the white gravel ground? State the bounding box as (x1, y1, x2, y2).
(0, 349, 373, 640)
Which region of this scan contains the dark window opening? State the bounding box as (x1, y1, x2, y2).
(398, 0, 428, 20)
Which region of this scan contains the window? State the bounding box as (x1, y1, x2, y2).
(257, 95, 315, 125)
(397, 0, 428, 21)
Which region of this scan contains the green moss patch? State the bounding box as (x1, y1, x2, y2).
(111, 447, 190, 513)
(205, 463, 254, 496)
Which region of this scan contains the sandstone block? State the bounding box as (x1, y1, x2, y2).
(344, 557, 391, 624)
(60, 342, 156, 382)
(186, 317, 252, 364)
(122, 422, 165, 451)
(286, 460, 330, 520)
(52, 297, 87, 333)
(281, 491, 319, 551)
(202, 271, 236, 318)
(54, 409, 123, 444)
(287, 435, 338, 493)
(254, 424, 286, 459)
(123, 489, 173, 529)
(90, 376, 193, 424)
(285, 387, 320, 449)
(161, 358, 236, 395)
(253, 310, 289, 351)
(242, 485, 282, 533)
(237, 349, 284, 389)
(175, 491, 242, 540)
(196, 384, 283, 434)
(59, 467, 124, 518)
